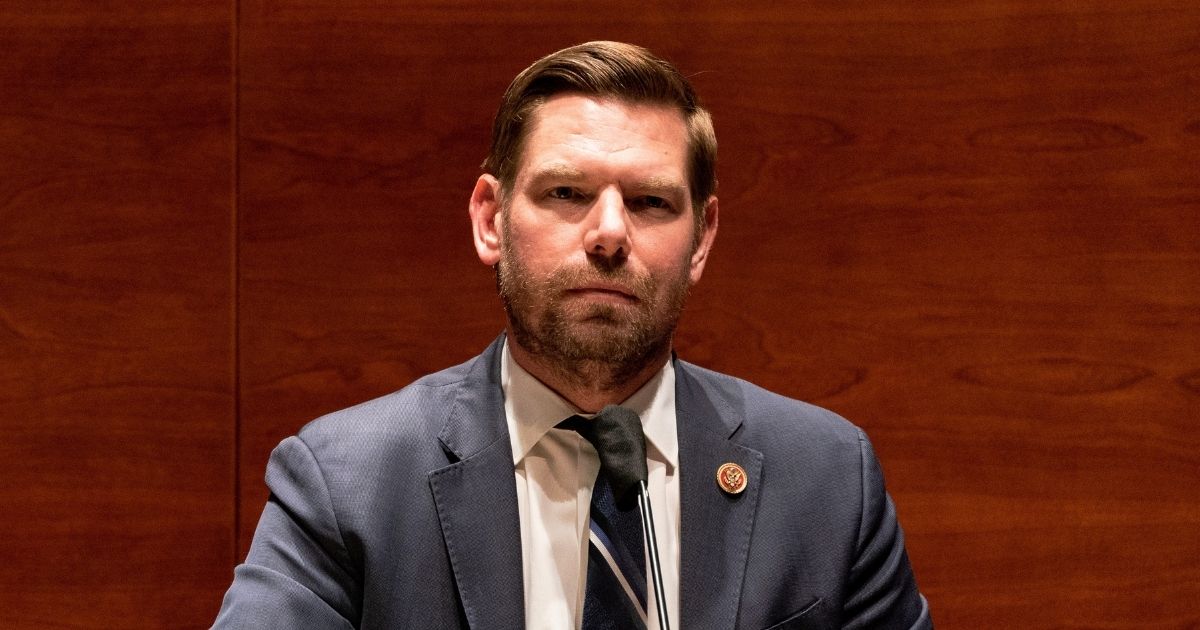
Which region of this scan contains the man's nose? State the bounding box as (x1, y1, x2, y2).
(584, 189, 630, 260)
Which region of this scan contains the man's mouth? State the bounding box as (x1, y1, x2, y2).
(566, 283, 638, 303)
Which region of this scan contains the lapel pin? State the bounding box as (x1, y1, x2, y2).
(716, 462, 748, 495)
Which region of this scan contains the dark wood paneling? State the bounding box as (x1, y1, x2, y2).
(236, 1, 510, 549)
(675, 5, 1200, 627)
(0, 3, 234, 628)
(237, 2, 1200, 627)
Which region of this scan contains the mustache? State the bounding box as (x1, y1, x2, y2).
(548, 258, 656, 299)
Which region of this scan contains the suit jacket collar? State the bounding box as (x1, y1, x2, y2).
(428, 337, 765, 629)
(436, 334, 509, 461)
(675, 359, 765, 628)
(428, 335, 525, 629)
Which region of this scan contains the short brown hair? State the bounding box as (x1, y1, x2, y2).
(482, 41, 717, 213)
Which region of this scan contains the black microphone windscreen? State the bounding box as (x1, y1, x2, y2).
(590, 405, 648, 503)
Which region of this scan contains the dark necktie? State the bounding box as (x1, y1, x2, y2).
(559, 412, 649, 629)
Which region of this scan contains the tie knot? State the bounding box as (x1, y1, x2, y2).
(558, 405, 648, 504)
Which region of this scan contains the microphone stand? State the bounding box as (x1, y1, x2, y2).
(574, 406, 670, 630)
(637, 479, 670, 630)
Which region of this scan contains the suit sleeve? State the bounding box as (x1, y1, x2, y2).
(213, 436, 360, 629)
(841, 430, 933, 630)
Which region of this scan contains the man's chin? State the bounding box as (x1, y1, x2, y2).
(557, 320, 673, 365)
(556, 324, 638, 359)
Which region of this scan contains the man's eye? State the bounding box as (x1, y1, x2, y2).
(633, 196, 674, 213)
(643, 196, 669, 209)
(549, 187, 575, 200)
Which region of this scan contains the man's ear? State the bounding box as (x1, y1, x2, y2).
(688, 195, 719, 285)
(469, 174, 503, 266)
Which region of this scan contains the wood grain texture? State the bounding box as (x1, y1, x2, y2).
(678, 3, 1200, 627)
(236, 1, 1200, 627)
(0, 2, 234, 628)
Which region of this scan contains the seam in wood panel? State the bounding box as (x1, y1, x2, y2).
(230, 0, 242, 569)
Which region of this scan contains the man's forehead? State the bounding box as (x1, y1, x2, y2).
(516, 94, 690, 183)
(524, 93, 687, 139)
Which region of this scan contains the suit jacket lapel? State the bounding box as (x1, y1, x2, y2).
(428, 336, 524, 629)
(676, 360, 764, 629)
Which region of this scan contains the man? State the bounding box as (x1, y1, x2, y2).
(215, 41, 931, 629)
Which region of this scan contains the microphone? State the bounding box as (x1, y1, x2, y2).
(583, 405, 671, 630)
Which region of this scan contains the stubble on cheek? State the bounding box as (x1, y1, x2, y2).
(500, 258, 687, 372)
(495, 212, 695, 383)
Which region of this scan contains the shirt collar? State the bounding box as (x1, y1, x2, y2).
(502, 338, 678, 472)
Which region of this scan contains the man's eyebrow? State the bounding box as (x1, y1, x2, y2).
(524, 166, 686, 197)
(630, 176, 687, 196)
(525, 164, 586, 184)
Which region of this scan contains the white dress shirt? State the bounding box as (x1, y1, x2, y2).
(502, 340, 680, 630)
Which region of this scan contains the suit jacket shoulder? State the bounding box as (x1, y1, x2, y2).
(217, 338, 521, 629)
(673, 360, 931, 629)
(677, 359, 862, 435)
(294, 350, 479, 466)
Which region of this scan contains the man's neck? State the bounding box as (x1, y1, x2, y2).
(505, 332, 672, 413)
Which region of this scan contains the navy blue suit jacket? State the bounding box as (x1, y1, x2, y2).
(215, 336, 931, 628)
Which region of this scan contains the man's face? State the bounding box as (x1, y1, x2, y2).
(485, 94, 716, 373)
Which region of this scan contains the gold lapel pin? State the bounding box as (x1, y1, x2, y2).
(716, 462, 748, 495)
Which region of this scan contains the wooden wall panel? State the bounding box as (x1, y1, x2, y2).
(674, 4, 1200, 627)
(236, 1, 510, 551)
(237, 2, 1199, 627)
(0, 3, 234, 628)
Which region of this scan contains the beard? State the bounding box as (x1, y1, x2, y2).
(496, 229, 692, 385)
